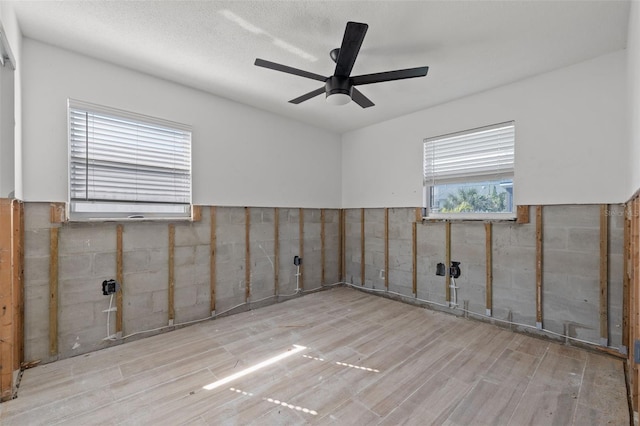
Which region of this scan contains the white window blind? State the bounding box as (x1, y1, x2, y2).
(424, 122, 514, 185)
(69, 100, 191, 210)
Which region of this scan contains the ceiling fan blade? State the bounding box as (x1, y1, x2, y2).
(351, 66, 429, 86)
(351, 88, 374, 108)
(334, 22, 368, 77)
(255, 58, 326, 82)
(289, 87, 326, 104)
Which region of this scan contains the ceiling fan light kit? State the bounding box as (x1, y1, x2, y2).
(255, 21, 429, 108)
(326, 92, 351, 106)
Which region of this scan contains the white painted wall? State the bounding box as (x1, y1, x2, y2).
(15, 36, 633, 209)
(628, 1, 640, 198)
(21, 39, 342, 208)
(0, 2, 22, 199)
(342, 50, 628, 208)
(0, 60, 14, 197)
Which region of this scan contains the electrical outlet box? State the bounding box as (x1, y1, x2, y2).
(293, 256, 302, 266)
(102, 279, 120, 295)
(436, 263, 446, 276)
(635, 340, 640, 364)
(450, 261, 461, 278)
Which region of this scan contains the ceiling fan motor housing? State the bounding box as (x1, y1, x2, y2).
(325, 76, 352, 97)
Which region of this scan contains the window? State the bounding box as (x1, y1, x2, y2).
(68, 99, 192, 220)
(423, 121, 515, 219)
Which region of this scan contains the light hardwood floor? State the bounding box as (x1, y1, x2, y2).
(0, 287, 630, 425)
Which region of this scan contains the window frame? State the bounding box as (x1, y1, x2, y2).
(67, 99, 193, 222)
(423, 121, 516, 221)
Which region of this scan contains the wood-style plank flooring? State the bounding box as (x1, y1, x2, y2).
(0, 287, 630, 425)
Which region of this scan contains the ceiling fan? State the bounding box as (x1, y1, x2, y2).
(254, 21, 429, 108)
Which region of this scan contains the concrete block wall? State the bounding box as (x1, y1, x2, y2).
(346, 205, 625, 349)
(344, 209, 362, 286)
(491, 220, 537, 325)
(22, 201, 624, 362)
(24, 203, 57, 363)
(322, 209, 341, 285)
(450, 223, 487, 315)
(174, 212, 211, 324)
(248, 207, 276, 303)
(542, 204, 624, 346)
(301, 209, 322, 292)
(122, 222, 169, 336)
(278, 208, 301, 296)
(215, 206, 248, 314)
(23, 203, 340, 363)
(387, 208, 415, 297)
(608, 205, 625, 344)
(417, 223, 446, 305)
(364, 209, 385, 290)
(345, 208, 418, 297)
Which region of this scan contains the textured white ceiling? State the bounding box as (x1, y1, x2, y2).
(8, 0, 630, 133)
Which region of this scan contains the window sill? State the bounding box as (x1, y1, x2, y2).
(67, 216, 196, 223)
(67, 202, 198, 223)
(422, 213, 517, 222)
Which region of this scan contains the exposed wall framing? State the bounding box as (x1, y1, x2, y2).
(245, 207, 251, 301)
(516, 205, 530, 224)
(384, 208, 389, 290)
(321, 209, 325, 285)
(535, 205, 543, 328)
(485, 222, 492, 316)
(168, 224, 175, 324)
(274, 207, 279, 295)
(192, 205, 202, 222)
(600, 204, 609, 346)
(445, 221, 451, 302)
(361, 208, 365, 286)
(116, 224, 123, 335)
(299, 208, 304, 291)
(624, 204, 630, 353)
(629, 197, 640, 412)
(210, 207, 217, 313)
(49, 202, 65, 224)
(48, 227, 58, 357)
(0, 200, 24, 401)
(412, 221, 417, 296)
(340, 209, 345, 281)
(0, 200, 12, 400)
(413, 207, 421, 296)
(12, 201, 24, 373)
